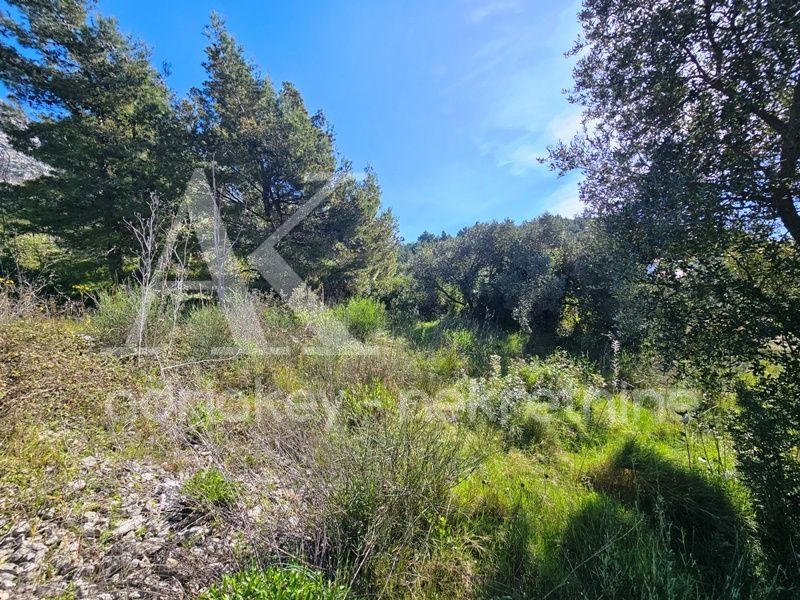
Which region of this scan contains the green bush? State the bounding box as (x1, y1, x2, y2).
(500, 331, 527, 359)
(185, 400, 225, 441)
(314, 409, 476, 595)
(516, 350, 602, 395)
(182, 468, 238, 508)
(335, 297, 387, 341)
(736, 365, 800, 582)
(90, 290, 135, 348)
(180, 304, 232, 358)
(200, 565, 348, 600)
(505, 401, 559, 449)
(90, 288, 171, 348)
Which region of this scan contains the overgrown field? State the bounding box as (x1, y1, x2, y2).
(0, 290, 791, 599)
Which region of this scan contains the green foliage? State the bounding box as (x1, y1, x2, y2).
(402, 316, 528, 381)
(552, 0, 800, 250)
(0, 0, 192, 282)
(90, 288, 175, 349)
(182, 468, 238, 508)
(3, 233, 61, 273)
(90, 290, 140, 348)
(259, 294, 302, 333)
(538, 495, 702, 600)
(403, 217, 650, 357)
(339, 380, 395, 424)
(515, 350, 603, 394)
(463, 352, 605, 451)
(193, 16, 399, 297)
(592, 440, 760, 595)
(334, 297, 387, 342)
(199, 565, 349, 600)
(456, 423, 770, 599)
(735, 364, 800, 578)
(314, 408, 477, 595)
(179, 304, 233, 358)
(551, 1, 800, 580)
(1, 0, 798, 594)
(186, 400, 225, 440)
(636, 241, 800, 580)
(408, 217, 574, 337)
(0, 296, 785, 597)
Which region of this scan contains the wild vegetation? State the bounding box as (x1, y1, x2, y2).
(1, 0, 799, 599)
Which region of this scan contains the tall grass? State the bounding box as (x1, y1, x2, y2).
(307, 402, 480, 596)
(1, 290, 785, 598)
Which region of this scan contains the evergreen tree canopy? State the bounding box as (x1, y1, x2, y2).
(192, 16, 399, 298)
(0, 0, 191, 283)
(551, 0, 800, 258)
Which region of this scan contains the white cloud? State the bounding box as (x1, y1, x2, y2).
(466, 0, 524, 24)
(546, 107, 582, 142)
(551, 194, 583, 217)
(491, 139, 542, 176)
(544, 179, 584, 217)
(443, 2, 583, 176)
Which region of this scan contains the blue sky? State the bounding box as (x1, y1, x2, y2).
(100, 0, 584, 241)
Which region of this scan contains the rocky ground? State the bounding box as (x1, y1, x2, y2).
(0, 451, 292, 600)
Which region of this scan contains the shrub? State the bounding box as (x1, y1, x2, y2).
(445, 328, 477, 354)
(505, 401, 559, 449)
(428, 346, 469, 382)
(515, 350, 602, 396)
(312, 409, 478, 594)
(735, 365, 800, 583)
(500, 331, 527, 359)
(180, 304, 233, 358)
(200, 565, 348, 600)
(182, 468, 238, 508)
(90, 287, 174, 349)
(462, 355, 529, 432)
(90, 289, 142, 348)
(335, 297, 387, 341)
(185, 400, 225, 441)
(0, 277, 48, 323)
(340, 381, 396, 425)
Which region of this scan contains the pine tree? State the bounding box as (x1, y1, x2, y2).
(193, 15, 398, 298)
(0, 0, 191, 283)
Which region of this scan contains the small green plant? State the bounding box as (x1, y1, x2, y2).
(199, 565, 349, 600)
(180, 304, 233, 358)
(340, 381, 396, 425)
(90, 288, 142, 348)
(182, 468, 238, 508)
(335, 297, 387, 341)
(186, 401, 224, 438)
(89, 286, 180, 350)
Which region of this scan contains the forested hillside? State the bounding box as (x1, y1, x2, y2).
(1, 0, 799, 598)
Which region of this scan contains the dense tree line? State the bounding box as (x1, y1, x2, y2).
(400, 215, 645, 353)
(0, 1, 398, 297)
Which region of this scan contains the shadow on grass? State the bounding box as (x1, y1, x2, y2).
(477, 440, 764, 599)
(476, 496, 537, 599)
(590, 439, 761, 597)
